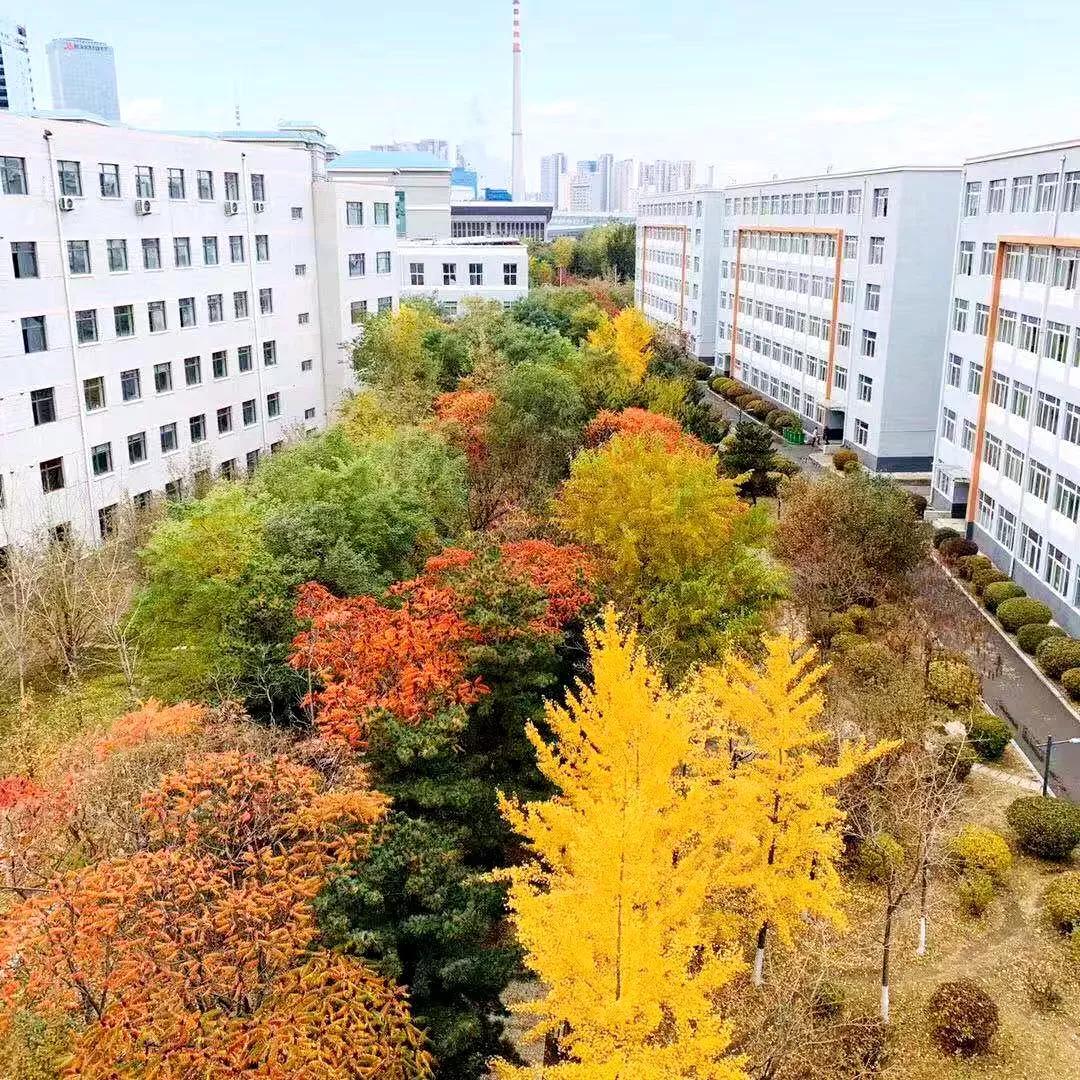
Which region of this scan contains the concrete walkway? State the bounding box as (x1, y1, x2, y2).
(701, 380, 1080, 801)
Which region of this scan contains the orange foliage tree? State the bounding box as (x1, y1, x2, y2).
(433, 389, 496, 468)
(584, 406, 708, 455)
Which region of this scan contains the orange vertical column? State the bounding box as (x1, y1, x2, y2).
(823, 228, 844, 403)
(730, 228, 744, 378)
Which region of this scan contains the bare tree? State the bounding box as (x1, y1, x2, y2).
(0, 544, 46, 706)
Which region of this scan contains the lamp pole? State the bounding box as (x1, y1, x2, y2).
(1041, 735, 1080, 797)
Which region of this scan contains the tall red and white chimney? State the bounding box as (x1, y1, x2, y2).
(511, 0, 525, 199)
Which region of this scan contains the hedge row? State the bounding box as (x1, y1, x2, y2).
(709, 377, 803, 434)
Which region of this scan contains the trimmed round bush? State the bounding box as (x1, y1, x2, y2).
(842, 459, 862, 475)
(957, 554, 993, 581)
(1062, 668, 1080, 702)
(1017, 623, 1066, 656)
(765, 409, 784, 429)
(811, 980, 846, 1020)
(694, 362, 713, 380)
(940, 537, 979, 562)
(933, 526, 962, 549)
(1006, 796, 1080, 861)
(949, 825, 1013, 884)
(972, 567, 1009, 596)
(996, 597, 1052, 633)
(938, 739, 978, 782)
(966, 712, 1012, 761)
(1037, 637, 1080, 680)
(831, 632, 868, 653)
(928, 656, 981, 707)
(926, 979, 999, 1056)
(857, 833, 904, 883)
(746, 399, 771, 419)
(982, 581, 1026, 613)
(908, 492, 928, 520)
(832, 449, 859, 472)
(772, 412, 800, 433)
(958, 870, 995, 916)
(1043, 872, 1080, 934)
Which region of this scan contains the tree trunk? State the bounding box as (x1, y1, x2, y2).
(753, 923, 767, 987)
(881, 904, 893, 1022)
(916, 860, 928, 958)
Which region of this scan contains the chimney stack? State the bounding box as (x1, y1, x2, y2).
(511, 0, 525, 200)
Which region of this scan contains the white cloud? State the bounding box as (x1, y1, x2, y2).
(122, 97, 165, 129)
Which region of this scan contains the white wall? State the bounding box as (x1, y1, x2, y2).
(398, 241, 528, 314)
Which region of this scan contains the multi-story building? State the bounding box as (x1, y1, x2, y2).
(0, 19, 34, 114)
(611, 158, 636, 213)
(715, 168, 961, 468)
(539, 152, 566, 205)
(635, 189, 725, 362)
(0, 117, 529, 549)
(450, 200, 551, 241)
(931, 141, 1080, 634)
(47, 37, 120, 122)
(370, 139, 449, 161)
(399, 240, 528, 314)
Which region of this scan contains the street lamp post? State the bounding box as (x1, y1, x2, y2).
(1041, 735, 1080, 796)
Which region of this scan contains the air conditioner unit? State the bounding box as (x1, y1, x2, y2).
(134, 198, 152, 216)
(223, 200, 239, 216)
(57, 196, 75, 212)
(253, 201, 265, 214)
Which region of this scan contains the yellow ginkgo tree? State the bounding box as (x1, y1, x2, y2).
(586, 307, 655, 387)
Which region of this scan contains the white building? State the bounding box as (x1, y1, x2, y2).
(635, 190, 725, 362)
(539, 152, 566, 206)
(47, 37, 120, 122)
(0, 117, 529, 549)
(611, 158, 636, 214)
(714, 168, 961, 468)
(931, 141, 1080, 634)
(399, 240, 528, 315)
(0, 19, 34, 114)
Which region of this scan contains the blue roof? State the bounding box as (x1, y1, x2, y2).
(329, 150, 451, 172)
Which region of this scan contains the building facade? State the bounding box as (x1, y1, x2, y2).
(449, 200, 551, 241)
(0, 19, 34, 114)
(931, 141, 1080, 634)
(399, 240, 528, 314)
(715, 168, 961, 468)
(46, 37, 120, 122)
(539, 152, 566, 205)
(635, 190, 725, 362)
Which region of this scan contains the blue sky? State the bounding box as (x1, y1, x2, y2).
(23, 0, 1080, 190)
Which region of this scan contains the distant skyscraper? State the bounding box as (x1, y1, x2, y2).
(0, 19, 34, 114)
(47, 37, 120, 121)
(539, 152, 566, 204)
(371, 139, 449, 160)
(597, 152, 614, 210)
(612, 158, 636, 212)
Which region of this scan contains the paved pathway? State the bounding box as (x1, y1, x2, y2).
(700, 381, 1080, 801)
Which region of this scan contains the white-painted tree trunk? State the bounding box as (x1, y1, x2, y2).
(917, 915, 927, 958)
(880, 983, 890, 1023)
(753, 944, 765, 987)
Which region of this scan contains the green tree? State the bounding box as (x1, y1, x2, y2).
(722, 420, 781, 503)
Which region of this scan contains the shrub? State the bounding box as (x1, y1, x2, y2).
(928, 656, 980, 707)
(933, 527, 962, 549)
(966, 712, 1012, 761)
(842, 460, 862, 475)
(857, 833, 904, 883)
(694, 362, 713, 380)
(1043, 872, 1080, 933)
(972, 567, 1009, 596)
(772, 412, 800, 433)
(1062, 668, 1080, 701)
(832, 1017, 887, 1074)
(811, 980, 846, 1020)
(1006, 796, 1080, 861)
(926, 979, 999, 1056)
(949, 825, 1012, 884)
(907, 492, 928, 520)
(1017, 623, 1065, 655)
(940, 537, 979, 562)
(765, 409, 784, 429)
(831, 632, 868, 652)
(938, 739, 977, 782)
(981, 580, 1025, 612)
(957, 554, 992, 581)
(746, 399, 771, 419)
(832, 449, 859, 472)
(1024, 957, 1067, 1012)
(1037, 638, 1080, 680)
(996, 596, 1052, 632)
(957, 870, 995, 916)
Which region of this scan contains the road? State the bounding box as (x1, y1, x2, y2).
(702, 382, 1080, 801)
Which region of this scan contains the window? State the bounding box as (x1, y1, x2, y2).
(374, 201, 390, 226)
(940, 407, 956, 442)
(1046, 544, 1072, 596)
(40, 458, 65, 493)
(197, 170, 214, 200)
(238, 346, 253, 372)
(977, 490, 995, 530)
(208, 293, 223, 323)
(1018, 524, 1043, 572)
(57, 160, 82, 197)
(963, 181, 980, 216)
(114, 305, 134, 337)
(1003, 248, 1023, 279)
(348, 253, 366, 276)
(298, 312, 309, 325)
(409, 261, 425, 286)
(256, 234, 269, 262)
(837, 323, 851, 347)
(234, 291, 249, 318)
(1002, 442, 1025, 483)
(1036, 172, 1058, 212)
(974, 303, 990, 335)
(378, 296, 392, 313)
(224, 172, 239, 200)
(350, 300, 368, 323)
(872, 187, 889, 217)
(840, 278, 854, 303)
(854, 419, 869, 446)
(946, 353, 962, 387)
(121, 369, 141, 402)
(142, 238, 161, 270)
(11, 241, 37, 279)
(263, 341, 277, 366)
(22, 316, 46, 354)
(983, 433, 1002, 470)
(301, 358, 313, 371)
(217, 406, 233, 434)
(995, 506, 1017, 549)
(1, 156, 27, 194)
(154, 362, 173, 393)
(1054, 248, 1079, 289)
(990, 372, 1009, 408)
(980, 242, 996, 275)
(1027, 246, 1050, 283)
(1065, 403, 1080, 444)
(304, 407, 316, 421)
(230, 235, 245, 263)
(73, 309, 99, 346)
(1054, 476, 1080, 522)
(128, 432, 147, 464)
(267, 392, 281, 418)
(189, 413, 206, 443)
(295, 264, 306, 276)
(442, 262, 457, 285)
(1035, 391, 1060, 432)
(184, 356, 202, 386)
(996, 308, 1016, 345)
(861, 329, 877, 357)
(961, 419, 977, 451)
(1044, 321, 1069, 363)
(469, 262, 484, 286)
(212, 351, 228, 378)
(169, 237, 190, 268)
(868, 236, 884, 265)
(83, 376, 105, 411)
(1010, 379, 1032, 419)
(1010, 175, 1031, 213)
(246, 450, 261, 475)
(135, 166, 154, 199)
(30, 387, 56, 426)
(107, 238, 128, 272)
(90, 442, 113, 477)
(178, 297, 196, 328)
(967, 361, 983, 395)
(1027, 458, 1052, 502)
(504, 262, 518, 285)
(219, 460, 236, 481)
(857, 374, 873, 402)
(242, 398, 257, 426)
(864, 283, 881, 312)
(346, 201, 364, 225)
(957, 241, 974, 276)
(160, 423, 178, 454)
(395, 190, 406, 236)
(833, 366, 848, 391)
(1065, 172, 1080, 213)
(167, 168, 185, 200)
(952, 298, 969, 332)
(251, 173, 265, 201)
(65, 239, 91, 275)
(1018, 314, 1040, 354)
(259, 288, 273, 315)
(376, 251, 392, 274)
(987, 178, 1006, 212)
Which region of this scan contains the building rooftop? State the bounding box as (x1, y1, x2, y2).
(328, 150, 452, 172)
(965, 137, 1080, 165)
(721, 165, 960, 190)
